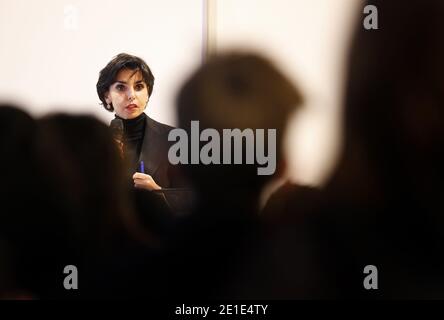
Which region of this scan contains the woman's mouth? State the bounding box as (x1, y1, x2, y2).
(125, 104, 138, 111)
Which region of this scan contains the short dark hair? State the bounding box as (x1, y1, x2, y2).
(96, 53, 155, 112)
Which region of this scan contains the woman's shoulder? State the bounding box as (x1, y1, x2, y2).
(145, 115, 175, 134)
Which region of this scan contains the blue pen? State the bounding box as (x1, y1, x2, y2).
(139, 161, 145, 173)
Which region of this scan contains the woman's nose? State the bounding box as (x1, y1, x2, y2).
(127, 88, 135, 101)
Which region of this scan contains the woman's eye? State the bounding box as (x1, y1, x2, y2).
(135, 83, 145, 91)
(116, 84, 125, 91)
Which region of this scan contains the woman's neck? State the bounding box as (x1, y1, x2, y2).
(116, 113, 146, 138)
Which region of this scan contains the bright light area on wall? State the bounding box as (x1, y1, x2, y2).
(215, 0, 362, 185)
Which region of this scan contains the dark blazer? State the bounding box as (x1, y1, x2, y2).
(138, 115, 177, 188)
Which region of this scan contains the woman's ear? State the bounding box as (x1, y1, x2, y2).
(104, 91, 111, 104)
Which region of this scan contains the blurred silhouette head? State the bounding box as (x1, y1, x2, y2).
(176, 52, 303, 195)
(0, 104, 37, 194)
(34, 114, 148, 253)
(0, 104, 38, 297)
(0, 103, 39, 240)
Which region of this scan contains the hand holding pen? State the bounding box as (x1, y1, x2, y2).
(133, 161, 161, 191)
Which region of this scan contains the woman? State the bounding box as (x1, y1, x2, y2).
(97, 53, 177, 190)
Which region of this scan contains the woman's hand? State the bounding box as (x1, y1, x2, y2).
(133, 172, 162, 191)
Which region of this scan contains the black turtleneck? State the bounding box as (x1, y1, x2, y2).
(116, 112, 147, 170)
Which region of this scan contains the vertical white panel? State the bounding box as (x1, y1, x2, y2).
(202, 0, 217, 61)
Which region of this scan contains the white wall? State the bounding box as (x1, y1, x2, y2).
(0, 0, 203, 125)
(0, 0, 363, 186)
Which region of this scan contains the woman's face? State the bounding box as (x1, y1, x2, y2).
(105, 68, 149, 119)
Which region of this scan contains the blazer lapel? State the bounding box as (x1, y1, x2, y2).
(138, 116, 166, 177)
